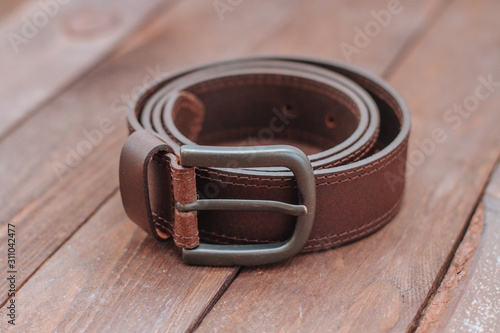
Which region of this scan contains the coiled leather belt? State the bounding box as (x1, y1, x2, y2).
(119, 57, 410, 266)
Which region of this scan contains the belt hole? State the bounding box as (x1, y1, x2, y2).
(325, 113, 336, 129)
(282, 103, 295, 116)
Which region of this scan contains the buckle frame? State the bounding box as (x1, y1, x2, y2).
(177, 145, 316, 266)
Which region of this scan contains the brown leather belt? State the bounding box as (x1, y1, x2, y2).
(119, 57, 410, 266)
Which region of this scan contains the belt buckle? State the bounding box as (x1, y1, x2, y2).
(176, 145, 316, 266)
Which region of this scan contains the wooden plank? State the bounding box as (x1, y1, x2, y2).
(0, 0, 171, 138)
(0, 194, 237, 332)
(0, 0, 442, 329)
(416, 164, 500, 332)
(0, 0, 28, 20)
(195, 0, 500, 331)
(108, 0, 444, 75)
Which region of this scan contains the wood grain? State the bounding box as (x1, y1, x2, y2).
(0, 0, 28, 20)
(417, 164, 500, 332)
(446, 166, 500, 332)
(415, 205, 485, 332)
(109, 0, 444, 74)
(0, 0, 444, 330)
(0, 194, 237, 332)
(0, 0, 171, 139)
(196, 0, 500, 331)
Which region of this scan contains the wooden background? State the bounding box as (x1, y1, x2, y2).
(1, 0, 499, 332)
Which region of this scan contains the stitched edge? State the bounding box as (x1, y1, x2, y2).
(303, 195, 402, 250)
(189, 74, 362, 122)
(153, 212, 199, 247)
(199, 126, 337, 151)
(148, 87, 408, 189)
(197, 195, 403, 250)
(317, 126, 380, 170)
(193, 136, 408, 188)
(153, 212, 173, 234)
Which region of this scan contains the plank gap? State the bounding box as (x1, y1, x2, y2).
(188, 267, 242, 333)
(0, 188, 119, 310)
(408, 153, 500, 332)
(0, 0, 177, 143)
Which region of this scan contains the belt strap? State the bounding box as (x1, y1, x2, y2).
(119, 57, 410, 265)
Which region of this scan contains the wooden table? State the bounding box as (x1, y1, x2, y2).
(1, 0, 499, 332)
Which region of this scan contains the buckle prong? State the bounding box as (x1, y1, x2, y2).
(177, 199, 307, 216)
(179, 145, 316, 266)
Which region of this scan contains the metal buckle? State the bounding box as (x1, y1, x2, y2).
(176, 145, 316, 266)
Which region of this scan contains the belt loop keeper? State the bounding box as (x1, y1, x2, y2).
(170, 156, 200, 249)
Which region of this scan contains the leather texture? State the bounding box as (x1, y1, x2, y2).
(119, 57, 410, 255)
